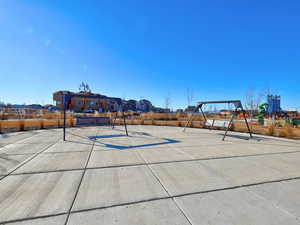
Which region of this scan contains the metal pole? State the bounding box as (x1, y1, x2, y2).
(209, 119, 215, 130)
(63, 95, 66, 141)
(222, 107, 237, 141)
(241, 107, 253, 138)
(199, 105, 207, 127)
(183, 105, 199, 132)
(111, 115, 116, 129)
(122, 110, 128, 136)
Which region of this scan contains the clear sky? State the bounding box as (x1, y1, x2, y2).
(0, 0, 299, 110)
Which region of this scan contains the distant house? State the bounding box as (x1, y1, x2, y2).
(2, 104, 44, 110)
(27, 104, 43, 109)
(136, 99, 153, 112)
(176, 109, 184, 113)
(282, 110, 298, 118)
(185, 106, 199, 113)
(152, 107, 167, 113)
(219, 110, 233, 117)
(124, 99, 137, 111)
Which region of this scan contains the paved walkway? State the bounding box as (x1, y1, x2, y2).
(0, 125, 300, 224)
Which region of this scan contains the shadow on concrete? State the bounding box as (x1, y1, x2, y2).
(67, 132, 126, 141)
(0, 134, 11, 139)
(129, 131, 152, 136)
(88, 134, 126, 139)
(66, 131, 180, 150)
(100, 138, 180, 150)
(217, 133, 265, 141)
(216, 133, 300, 147)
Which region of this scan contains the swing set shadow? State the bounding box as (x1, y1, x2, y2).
(66, 131, 180, 150)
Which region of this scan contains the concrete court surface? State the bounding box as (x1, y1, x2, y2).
(0, 125, 300, 225)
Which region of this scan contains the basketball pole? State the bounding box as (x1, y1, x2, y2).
(122, 109, 128, 136)
(63, 94, 66, 141)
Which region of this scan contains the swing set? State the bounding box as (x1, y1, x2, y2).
(183, 100, 252, 141)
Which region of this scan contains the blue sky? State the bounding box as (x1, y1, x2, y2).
(0, 0, 299, 110)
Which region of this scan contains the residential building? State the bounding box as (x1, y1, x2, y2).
(53, 91, 122, 112)
(123, 99, 137, 111)
(136, 99, 153, 112)
(185, 106, 199, 113)
(267, 95, 281, 115)
(282, 110, 298, 118)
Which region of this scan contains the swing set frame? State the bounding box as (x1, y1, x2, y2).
(183, 100, 252, 141)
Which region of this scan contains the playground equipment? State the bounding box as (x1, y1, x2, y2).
(291, 118, 300, 127)
(257, 103, 268, 125)
(183, 100, 252, 141)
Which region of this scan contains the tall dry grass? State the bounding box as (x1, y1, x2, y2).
(279, 125, 295, 139)
(266, 125, 275, 136)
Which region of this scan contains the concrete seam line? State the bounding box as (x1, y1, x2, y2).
(0, 212, 68, 224)
(85, 141, 300, 153)
(0, 152, 36, 156)
(171, 176, 300, 198)
(2, 175, 300, 224)
(63, 126, 100, 225)
(135, 126, 171, 195)
(42, 150, 90, 154)
(173, 198, 195, 225)
(70, 196, 172, 214)
(7, 148, 300, 176)
(11, 168, 85, 176)
(0, 130, 41, 148)
(133, 125, 194, 225)
(0, 138, 62, 182)
(147, 164, 194, 225)
(69, 175, 300, 215)
(98, 124, 193, 225)
(39, 149, 300, 171)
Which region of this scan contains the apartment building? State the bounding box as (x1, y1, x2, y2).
(53, 91, 122, 112)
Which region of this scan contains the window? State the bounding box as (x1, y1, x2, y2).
(89, 100, 97, 105)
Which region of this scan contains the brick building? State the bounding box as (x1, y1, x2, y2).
(53, 91, 122, 112)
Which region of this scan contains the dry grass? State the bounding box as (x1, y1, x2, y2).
(266, 125, 275, 136)
(1, 112, 300, 139)
(279, 125, 295, 139)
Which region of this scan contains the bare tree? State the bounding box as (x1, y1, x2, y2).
(186, 88, 194, 106)
(164, 94, 171, 111)
(79, 82, 91, 93)
(245, 88, 266, 118)
(245, 88, 256, 118)
(259, 87, 272, 101)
